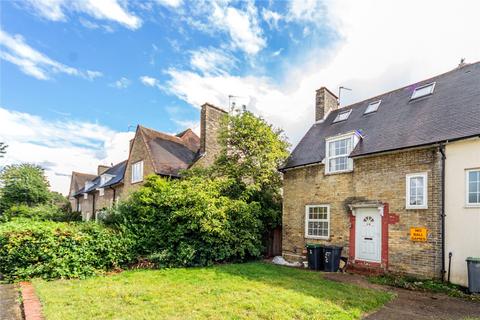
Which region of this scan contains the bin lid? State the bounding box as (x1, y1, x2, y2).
(466, 257, 480, 262)
(306, 243, 322, 248)
(323, 245, 343, 249)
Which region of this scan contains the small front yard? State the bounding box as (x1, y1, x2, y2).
(33, 262, 392, 320)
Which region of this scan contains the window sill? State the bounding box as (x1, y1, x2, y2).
(131, 180, 143, 185)
(465, 204, 480, 208)
(305, 236, 330, 240)
(325, 169, 353, 176)
(406, 206, 428, 210)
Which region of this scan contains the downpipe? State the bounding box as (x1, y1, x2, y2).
(439, 144, 446, 281)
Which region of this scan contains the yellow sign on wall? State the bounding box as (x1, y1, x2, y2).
(410, 227, 427, 242)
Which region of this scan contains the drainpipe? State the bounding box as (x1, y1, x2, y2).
(439, 143, 446, 281)
(112, 187, 116, 203)
(92, 193, 96, 221)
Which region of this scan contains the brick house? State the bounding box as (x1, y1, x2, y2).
(69, 103, 226, 221)
(279, 62, 480, 281)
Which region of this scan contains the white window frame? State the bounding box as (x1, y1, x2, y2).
(364, 100, 381, 114)
(325, 133, 356, 174)
(411, 82, 436, 100)
(333, 109, 352, 123)
(305, 205, 330, 239)
(131, 160, 144, 183)
(98, 188, 104, 197)
(406, 172, 428, 209)
(466, 168, 480, 207)
(83, 193, 88, 200)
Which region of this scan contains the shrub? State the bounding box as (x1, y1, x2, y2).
(1, 204, 81, 222)
(0, 219, 134, 281)
(105, 175, 263, 267)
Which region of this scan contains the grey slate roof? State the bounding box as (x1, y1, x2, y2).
(281, 62, 480, 170)
(73, 160, 127, 196)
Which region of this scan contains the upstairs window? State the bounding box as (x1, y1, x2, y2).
(466, 169, 480, 207)
(100, 174, 113, 186)
(364, 100, 381, 114)
(411, 82, 435, 100)
(406, 172, 428, 209)
(333, 109, 352, 123)
(305, 205, 330, 239)
(131, 160, 144, 183)
(325, 134, 354, 174)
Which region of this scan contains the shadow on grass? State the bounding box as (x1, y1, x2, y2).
(212, 261, 393, 314)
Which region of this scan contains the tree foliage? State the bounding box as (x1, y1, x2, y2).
(105, 175, 263, 267)
(214, 111, 290, 192)
(0, 142, 6, 157)
(0, 164, 51, 212)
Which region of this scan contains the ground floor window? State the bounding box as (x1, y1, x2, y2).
(466, 169, 480, 206)
(305, 205, 330, 239)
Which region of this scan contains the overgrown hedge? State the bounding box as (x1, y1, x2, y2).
(105, 176, 264, 267)
(0, 219, 134, 281)
(1, 204, 81, 222)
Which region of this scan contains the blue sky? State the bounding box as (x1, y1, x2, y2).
(1, 0, 479, 193)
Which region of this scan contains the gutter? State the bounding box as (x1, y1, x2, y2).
(439, 143, 446, 281)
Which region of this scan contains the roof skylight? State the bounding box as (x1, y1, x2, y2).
(411, 82, 435, 100)
(333, 109, 352, 123)
(364, 100, 381, 114)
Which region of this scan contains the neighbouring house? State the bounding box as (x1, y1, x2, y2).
(279, 62, 480, 284)
(68, 103, 226, 221)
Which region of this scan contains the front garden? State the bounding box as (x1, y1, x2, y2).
(33, 262, 393, 320)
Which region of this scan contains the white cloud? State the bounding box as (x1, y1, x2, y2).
(140, 75, 160, 88)
(262, 8, 282, 29)
(287, 0, 328, 24)
(187, 0, 266, 56)
(111, 77, 131, 89)
(172, 119, 200, 136)
(165, 0, 480, 147)
(0, 107, 134, 195)
(23, 0, 142, 29)
(156, 0, 182, 8)
(0, 30, 102, 80)
(190, 47, 237, 75)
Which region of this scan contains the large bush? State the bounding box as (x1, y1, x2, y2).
(0, 219, 134, 281)
(1, 204, 81, 223)
(105, 176, 263, 267)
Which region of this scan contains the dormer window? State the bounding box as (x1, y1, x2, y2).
(364, 100, 381, 114)
(325, 133, 358, 174)
(333, 109, 352, 123)
(411, 82, 435, 100)
(100, 174, 114, 186)
(85, 181, 93, 191)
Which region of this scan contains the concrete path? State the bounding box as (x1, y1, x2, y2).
(324, 273, 480, 320)
(0, 284, 22, 320)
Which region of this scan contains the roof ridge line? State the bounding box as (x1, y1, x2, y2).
(340, 61, 480, 110)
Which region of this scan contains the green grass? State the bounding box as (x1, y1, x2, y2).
(368, 274, 480, 302)
(33, 262, 392, 320)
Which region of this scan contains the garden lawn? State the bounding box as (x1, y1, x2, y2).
(33, 262, 392, 320)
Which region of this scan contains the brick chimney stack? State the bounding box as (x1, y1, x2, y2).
(198, 103, 227, 166)
(315, 87, 338, 122)
(97, 165, 110, 175)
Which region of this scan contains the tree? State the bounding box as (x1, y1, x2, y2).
(214, 111, 290, 193)
(0, 143, 6, 158)
(190, 111, 290, 233)
(0, 164, 51, 212)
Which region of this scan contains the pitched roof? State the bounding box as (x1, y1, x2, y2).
(139, 126, 200, 177)
(281, 62, 480, 170)
(69, 172, 96, 197)
(73, 160, 127, 196)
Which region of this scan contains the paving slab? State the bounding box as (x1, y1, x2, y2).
(324, 273, 480, 320)
(0, 284, 22, 320)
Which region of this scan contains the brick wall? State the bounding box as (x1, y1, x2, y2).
(282, 147, 442, 278)
(122, 129, 156, 196)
